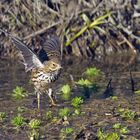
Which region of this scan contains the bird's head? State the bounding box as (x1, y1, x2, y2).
(44, 59, 62, 72)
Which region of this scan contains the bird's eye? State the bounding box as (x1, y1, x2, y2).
(52, 63, 56, 66)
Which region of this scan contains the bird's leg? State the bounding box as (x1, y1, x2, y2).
(37, 92, 41, 109)
(48, 88, 58, 106)
(35, 89, 41, 109)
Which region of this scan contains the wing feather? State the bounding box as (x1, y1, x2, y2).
(42, 36, 61, 59)
(0, 29, 44, 72)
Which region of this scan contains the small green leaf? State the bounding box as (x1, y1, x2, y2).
(113, 123, 121, 129)
(12, 86, 28, 100)
(85, 67, 101, 77)
(0, 112, 7, 121)
(76, 79, 92, 87)
(61, 127, 74, 135)
(59, 108, 71, 118)
(71, 97, 83, 108)
(29, 119, 41, 129)
(12, 114, 26, 127)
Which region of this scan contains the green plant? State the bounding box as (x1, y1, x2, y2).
(29, 119, 41, 129)
(65, 12, 111, 46)
(85, 67, 101, 77)
(59, 108, 71, 118)
(119, 127, 129, 134)
(71, 97, 83, 108)
(97, 129, 120, 140)
(76, 79, 92, 87)
(113, 123, 129, 135)
(12, 86, 28, 99)
(0, 112, 7, 121)
(111, 96, 118, 100)
(118, 108, 137, 120)
(60, 127, 74, 139)
(134, 90, 140, 95)
(12, 114, 26, 127)
(46, 111, 53, 120)
(61, 127, 74, 135)
(113, 123, 122, 129)
(61, 84, 71, 100)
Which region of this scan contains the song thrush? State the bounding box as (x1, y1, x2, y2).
(0, 29, 62, 109)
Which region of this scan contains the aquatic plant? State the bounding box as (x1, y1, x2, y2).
(12, 86, 28, 100)
(113, 123, 129, 135)
(85, 67, 101, 77)
(29, 119, 41, 129)
(59, 108, 71, 118)
(12, 114, 26, 128)
(97, 129, 120, 140)
(119, 127, 129, 135)
(71, 97, 83, 108)
(60, 127, 74, 139)
(61, 84, 71, 100)
(46, 110, 53, 120)
(118, 108, 137, 120)
(76, 79, 92, 87)
(0, 112, 7, 121)
(61, 127, 74, 135)
(113, 123, 122, 129)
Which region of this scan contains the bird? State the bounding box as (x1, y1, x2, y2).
(0, 29, 62, 109)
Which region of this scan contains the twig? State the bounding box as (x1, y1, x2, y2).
(120, 33, 137, 54)
(44, 4, 62, 17)
(24, 21, 61, 40)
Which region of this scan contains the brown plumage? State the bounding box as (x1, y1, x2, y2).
(0, 29, 62, 109)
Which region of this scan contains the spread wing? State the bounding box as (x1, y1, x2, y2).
(42, 36, 61, 60)
(0, 29, 44, 72)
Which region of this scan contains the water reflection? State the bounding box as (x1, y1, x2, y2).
(0, 55, 140, 101)
(0, 58, 30, 100)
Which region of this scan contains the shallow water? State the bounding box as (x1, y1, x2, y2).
(0, 54, 140, 139)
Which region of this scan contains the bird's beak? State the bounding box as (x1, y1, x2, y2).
(59, 65, 63, 69)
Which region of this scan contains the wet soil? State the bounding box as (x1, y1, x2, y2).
(0, 55, 140, 140)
